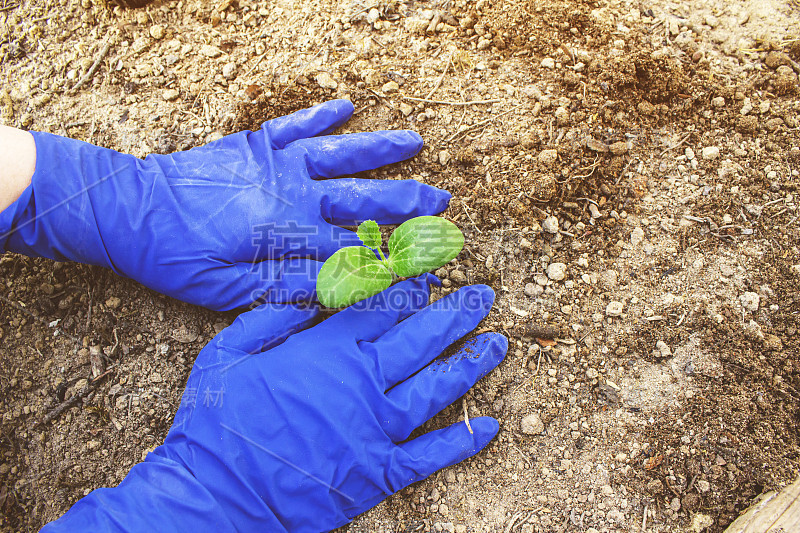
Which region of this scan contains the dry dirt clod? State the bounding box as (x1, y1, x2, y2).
(521, 413, 544, 435)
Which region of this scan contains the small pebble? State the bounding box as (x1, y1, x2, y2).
(316, 72, 338, 90)
(656, 340, 672, 357)
(538, 149, 558, 166)
(542, 215, 559, 233)
(554, 106, 569, 125)
(149, 24, 165, 40)
(606, 301, 623, 317)
(199, 44, 222, 58)
(704, 13, 719, 28)
(701, 146, 720, 160)
(222, 62, 237, 80)
(630, 227, 645, 246)
(740, 98, 753, 115)
(546, 262, 567, 281)
(162, 88, 179, 101)
(382, 81, 400, 94)
(449, 270, 467, 284)
(609, 141, 628, 155)
(521, 413, 544, 435)
(540, 57, 556, 69)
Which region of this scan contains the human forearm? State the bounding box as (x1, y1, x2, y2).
(0, 125, 36, 212)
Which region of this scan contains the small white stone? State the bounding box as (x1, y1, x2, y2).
(222, 62, 237, 80)
(316, 72, 338, 90)
(547, 262, 567, 281)
(711, 96, 725, 108)
(162, 88, 179, 101)
(599, 269, 618, 288)
(199, 44, 222, 58)
(366, 7, 380, 24)
(381, 80, 400, 94)
(521, 413, 544, 435)
(149, 24, 165, 40)
(542, 215, 559, 233)
(540, 57, 556, 69)
(606, 301, 623, 317)
(704, 13, 719, 28)
(697, 480, 711, 493)
(630, 227, 645, 246)
(555, 106, 569, 125)
(740, 97, 753, 115)
(656, 340, 672, 357)
(740, 291, 760, 312)
(701, 146, 720, 160)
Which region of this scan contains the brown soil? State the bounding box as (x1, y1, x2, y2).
(1, 0, 799, 531)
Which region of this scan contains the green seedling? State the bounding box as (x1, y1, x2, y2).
(317, 216, 464, 308)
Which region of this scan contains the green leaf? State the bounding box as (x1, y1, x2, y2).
(356, 220, 382, 249)
(316, 246, 392, 308)
(386, 216, 464, 278)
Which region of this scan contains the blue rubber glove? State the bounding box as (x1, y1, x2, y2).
(0, 100, 450, 310)
(42, 276, 507, 532)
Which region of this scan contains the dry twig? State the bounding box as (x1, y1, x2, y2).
(445, 104, 523, 142)
(72, 40, 113, 92)
(402, 96, 500, 106)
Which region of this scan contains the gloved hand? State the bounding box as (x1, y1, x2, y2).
(0, 100, 449, 310)
(42, 276, 507, 532)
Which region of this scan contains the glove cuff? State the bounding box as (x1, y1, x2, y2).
(41, 451, 241, 533)
(0, 131, 136, 267)
(0, 180, 34, 254)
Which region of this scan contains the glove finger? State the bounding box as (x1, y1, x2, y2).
(318, 178, 451, 226)
(313, 274, 438, 342)
(290, 130, 423, 179)
(244, 220, 359, 262)
(385, 417, 499, 494)
(213, 302, 322, 355)
(262, 99, 354, 149)
(318, 224, 361, 259)
(360, 285, 495, 389)
(224, 257, 322, 310)
(379, 333, 507, 442)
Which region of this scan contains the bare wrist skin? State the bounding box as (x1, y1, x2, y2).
(0, 125, 36, 212)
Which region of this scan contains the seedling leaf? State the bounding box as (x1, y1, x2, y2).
(357, 220, 382, 249)
(386, 216, 464, 277)
(316, 246, 392, 308)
